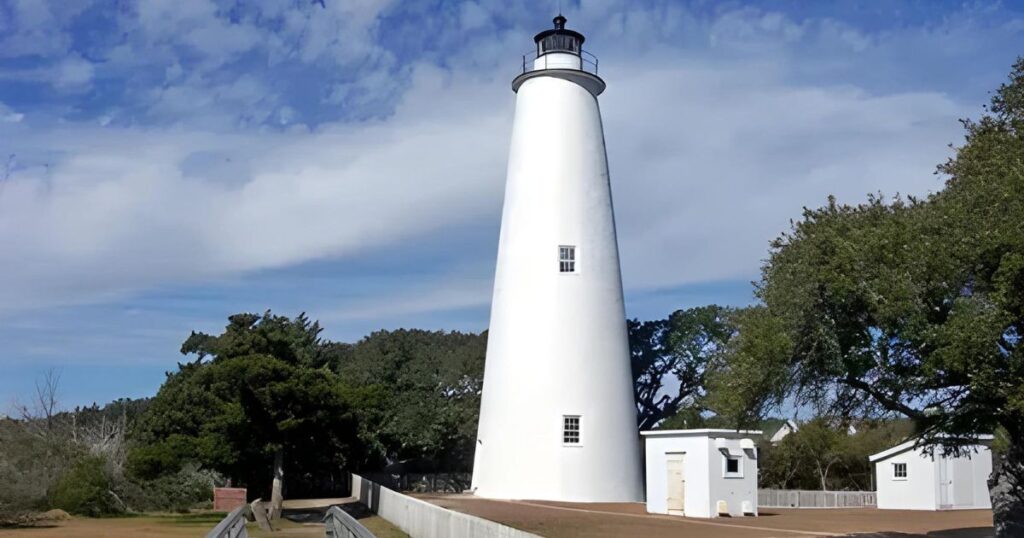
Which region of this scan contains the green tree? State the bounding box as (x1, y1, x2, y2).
(758, 419, 908, 491)
(49, 456, 121, 516)
(329, 329, 485, 472)
(714, 59, 1024, 534)
(629, 305, 733, 430)
(130, 312, 361, 517)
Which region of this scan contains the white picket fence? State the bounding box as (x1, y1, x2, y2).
(758, 489, 876, 508)
(350, 473, 539, 538)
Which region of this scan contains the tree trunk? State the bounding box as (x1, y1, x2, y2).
(270, 449, 284, 521)
(990, 442, 1024, 537)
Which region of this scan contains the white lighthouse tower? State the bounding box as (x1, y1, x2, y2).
(472, 15, 644, 503)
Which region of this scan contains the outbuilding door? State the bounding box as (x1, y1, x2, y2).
(666, 454, 685, 515)
(938, 457, 954, 509)
(953, 457, 975, 507)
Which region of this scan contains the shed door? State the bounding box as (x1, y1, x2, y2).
(938, 457, 954, 509)
(666, 455, 685, 514)
(953, 457, 975, 507)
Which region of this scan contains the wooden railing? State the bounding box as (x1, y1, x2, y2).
(205, 504, 249, 538)
(324, 505, 376, 538)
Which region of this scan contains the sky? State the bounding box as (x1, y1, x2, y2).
(0, 0, 1021, 409)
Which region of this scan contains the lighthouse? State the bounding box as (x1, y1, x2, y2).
(472, 15, 644, 503)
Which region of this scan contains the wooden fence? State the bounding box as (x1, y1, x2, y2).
(351, 473, 540, 538)
(324, 505, 377, 538)
(205, 503, 249, 538)
(396, 473, 471, 493)
(758, 489, 876, 508)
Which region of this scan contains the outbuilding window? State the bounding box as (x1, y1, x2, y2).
(559, 245, 576, 273)
(723, 455, 743, 478)
(563, 415, 581, 445)
(893, 462, 907, 480)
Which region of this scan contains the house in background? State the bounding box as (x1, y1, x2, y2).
(642, 429, 761, 518)
(869, 436, 994, 510)
(768, 419, 858, 445)
(769, 419, 799, 444)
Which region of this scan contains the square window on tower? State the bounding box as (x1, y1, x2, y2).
(563, 415, 581, 445)
(559, 245, 576, 273)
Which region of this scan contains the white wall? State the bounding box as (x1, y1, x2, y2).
(471, 56, 643, 502)
(644, 432, 758, 518)
(706, 437, 759, 518)
(644, 435, 710, 516)
(875, 448, 937, 510)
(351, 474, 540, 538)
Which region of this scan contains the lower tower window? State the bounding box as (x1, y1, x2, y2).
(563, 415, 581, 445)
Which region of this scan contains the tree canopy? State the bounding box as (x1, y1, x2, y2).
(711, 58, 1024, 533)
(630, 305, 733, 430)
(329, 329, 485, 472)
(129, 312, 361, 501)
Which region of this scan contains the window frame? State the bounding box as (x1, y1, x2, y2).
(723, 454, 743, 478)
(558, 245, 577, 274)
(562, 414, 582, 446)
(892, 462, 908, 480)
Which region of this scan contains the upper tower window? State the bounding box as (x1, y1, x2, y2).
(534, 15, 585, 57)
(559, 245, 576, 273)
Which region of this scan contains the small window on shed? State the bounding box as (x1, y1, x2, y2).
(893, 462, 907, 479)
(724, 455, 742, 478)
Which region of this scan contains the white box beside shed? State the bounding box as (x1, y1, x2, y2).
(641, 429, 761, 518)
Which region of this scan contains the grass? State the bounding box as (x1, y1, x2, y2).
(0, 508, 408, 537)
(360, 515, 410, 538)
(0, 512, 228, 537)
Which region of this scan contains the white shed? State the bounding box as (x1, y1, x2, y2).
(641, 429, 761, 518)
(869, 436, 994, 510)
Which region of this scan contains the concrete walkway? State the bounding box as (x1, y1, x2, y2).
(416, 493, 995, 538)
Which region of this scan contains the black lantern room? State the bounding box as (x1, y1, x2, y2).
(534, 15, 585, 57)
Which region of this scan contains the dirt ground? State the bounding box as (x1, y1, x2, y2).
(417, 494, 994, 538)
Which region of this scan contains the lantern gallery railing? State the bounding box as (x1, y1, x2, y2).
(520, 49, 599, 76)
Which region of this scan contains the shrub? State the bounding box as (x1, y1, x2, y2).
(118, 463, 221, 513)
(49, 456, 123, 516)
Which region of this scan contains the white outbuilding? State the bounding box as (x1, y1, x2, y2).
(642, 429, 761, 518)
(869, 436, 994, 510)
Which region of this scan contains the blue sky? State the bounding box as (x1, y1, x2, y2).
(0, 0, 1021, 409)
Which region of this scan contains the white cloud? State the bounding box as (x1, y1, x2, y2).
(0, 1, 1012, 322)
(53, 54, 96, 90)
(0, 102, 24, 123)
(0, 65, 508, 313)
(320, 275, 493, 323)
(460, 2, 489, 31)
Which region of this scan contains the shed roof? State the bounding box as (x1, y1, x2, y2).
(640, 428, 762, 438)
(868, 435, 995, 463)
